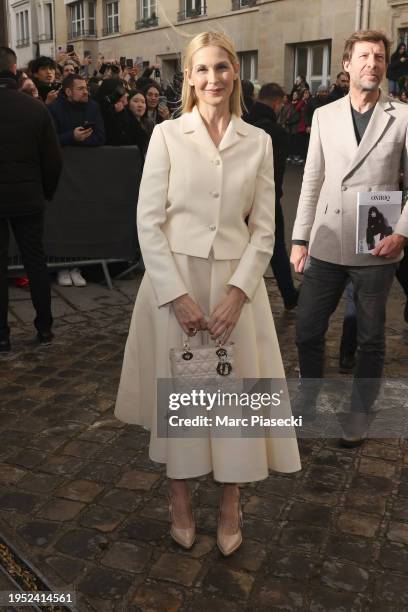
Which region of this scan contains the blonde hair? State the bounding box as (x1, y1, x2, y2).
(181, 31, 242, 116)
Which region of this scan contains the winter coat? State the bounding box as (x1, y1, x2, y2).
(0, 74, 62, 217)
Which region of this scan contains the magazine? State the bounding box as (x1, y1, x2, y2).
(356, 191, 402, 254)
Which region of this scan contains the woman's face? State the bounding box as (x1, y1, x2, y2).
(187, 45, 238, 112)
(114, 93, 128, 113)
(129, 93, 146, 117)
(292, 92, 299, 103)
(146, 86, 160, 110)
(401, 91, 408, 102)
(302, 89, 310, 100)
(399, 44, 406, 55)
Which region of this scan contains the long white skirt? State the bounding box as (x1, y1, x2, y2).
(115, 253, 301, 481)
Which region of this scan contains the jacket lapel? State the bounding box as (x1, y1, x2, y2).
(181, 106, 248, 153)
(344, 92, 393, 179)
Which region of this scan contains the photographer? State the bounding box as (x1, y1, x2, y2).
(48, 74, 105, 147)
(28, 56, 60, 105)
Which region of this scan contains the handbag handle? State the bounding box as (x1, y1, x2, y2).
(181, 336, 233, 376)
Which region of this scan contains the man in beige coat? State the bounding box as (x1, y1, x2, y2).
(291, 30, 408, 439)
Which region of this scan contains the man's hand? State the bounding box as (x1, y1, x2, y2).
(73, 127, 93, 142)
(207, 287, 246, 344)
(371, 233, 407, 258)
(290, 245, 308, 273)
(45, 89, 59, 105)
(172, 294, 207, 336)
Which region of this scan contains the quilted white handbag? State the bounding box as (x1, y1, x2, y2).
(169, 339, 241, 394)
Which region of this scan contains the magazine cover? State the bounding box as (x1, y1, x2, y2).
(356, 191, 402, 254)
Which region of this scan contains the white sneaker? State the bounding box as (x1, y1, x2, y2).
(57, 269, 72, 286)
(70, 268, 86, 287)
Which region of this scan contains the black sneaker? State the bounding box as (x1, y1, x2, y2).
(37, 330, 54, 344)
(0, 339, 11, 353)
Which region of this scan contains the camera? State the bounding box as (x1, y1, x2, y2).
(154, 68, 161, 78)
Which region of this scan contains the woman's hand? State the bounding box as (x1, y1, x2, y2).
(172, 294, 207, 336)
(158, 105, 171, 120)
(207, 287, 246, 344)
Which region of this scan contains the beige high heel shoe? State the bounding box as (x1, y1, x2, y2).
(217, 489, 243, 556)
(168, 491, 196, 550)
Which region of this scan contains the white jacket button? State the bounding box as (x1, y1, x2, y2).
(212, 192, 220, 198)
(209, 225, 216, 231)
(335, 208, 341, 214)
(214, 159, 221, 166)
(341, 185, 347, 191)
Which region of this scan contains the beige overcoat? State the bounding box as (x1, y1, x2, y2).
(292, 92, 408, 265)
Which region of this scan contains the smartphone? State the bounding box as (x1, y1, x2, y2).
(67, 44, 75, 54)
(158, 95, 167, 109)
(84, 50, 91, 58)
(126, 58, 134, 69)
(154, 68, 161, 78)
(81, 121, 95, 130)
(120, 56, 126, 68)
(99, 63, 108, 75)
(51, 82, 62, 91)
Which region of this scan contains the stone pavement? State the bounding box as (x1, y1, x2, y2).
(1, 268, 408, 612)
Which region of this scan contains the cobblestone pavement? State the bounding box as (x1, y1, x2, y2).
(1, 270, 408, 612)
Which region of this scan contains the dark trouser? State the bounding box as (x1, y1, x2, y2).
(396, 247, 408, 297)
(340, 282, 357, 358)
(296, 257, 396, 412)
(271, 199, 297, 306)
(0, 213, 52, 340)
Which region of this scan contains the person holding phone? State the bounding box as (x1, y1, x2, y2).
(28, 56, 60, 105)
(48, 74, 105, 147)
(144, 83, 170, 124)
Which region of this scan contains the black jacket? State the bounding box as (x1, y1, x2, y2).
(327, 85, 347, 103)
(386, 52, 408, 81)
(100, 105, 149, 152)
(48, 92, 105, 146)
(0, 74, 63, 217)
(244, 101, 288, 201)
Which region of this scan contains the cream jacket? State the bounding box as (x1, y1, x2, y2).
(292, 92, 408, 266)
(137, 106, 275, 306)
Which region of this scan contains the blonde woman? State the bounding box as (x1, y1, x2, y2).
(115, 31, 301, 556)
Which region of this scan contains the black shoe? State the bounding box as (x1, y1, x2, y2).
(0, 339, 11, 353)
(284, 290, 299, 311)
(339, 434, 366, 448)
(37, 330, 54, 344)
(404, 300, 408, 324)
(339, 353, 356, 374)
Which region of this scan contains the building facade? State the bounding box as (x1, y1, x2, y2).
(6, 0, 55, 66)
(9, 0, 408, 89)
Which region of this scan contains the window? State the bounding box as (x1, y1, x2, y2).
(16, 9, 30, 46)
(232, 0, 256, 9)
(178, 0, 206, 21)
(141, 0, 157, 20)
(88, 1, 96, 35)
(69, 1, 85, 38)
(106, 1, 120, 34)
(398, 29, 408, 47)
(294, 41, 331, 93)
(44, 3, 53, 40)
(238, 51, 258, 81)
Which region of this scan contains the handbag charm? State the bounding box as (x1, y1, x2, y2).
(216, 347, 232, 377)
(182, 342, 193, 361)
